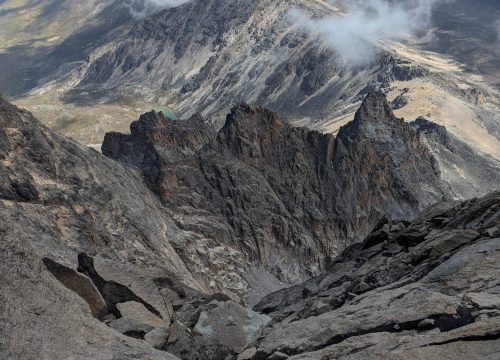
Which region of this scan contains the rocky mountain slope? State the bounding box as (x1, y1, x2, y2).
(7, 0, 500, 161)
(155, 190, 500, 359)
(0, 93, 194, 359)
(0, 90, 499, 359)
(249, 191, 500, 359)
(0, 0, 137, 95)
(100, 91, 499, 299)
(1, 2, 499, 359)
(0, 90, 500, 360)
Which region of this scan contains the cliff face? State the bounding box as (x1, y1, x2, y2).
(332, 92, 443, 230)
(0, 94, 192, 360)
(101, 93, 457, 296)
(103, 104, 340, 288)
(250, 191, 500, 360)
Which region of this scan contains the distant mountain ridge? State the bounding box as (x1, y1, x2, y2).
(6, 0, 500, 165)
(1, 1, 500, 359)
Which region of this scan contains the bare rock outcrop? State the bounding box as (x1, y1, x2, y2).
(251, 192, 500, 359)
(102, 92, 461, 297)
(0, 94, 190, 359)
(1, 92, 499, 359)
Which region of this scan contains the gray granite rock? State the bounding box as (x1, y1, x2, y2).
(145, 325, 171, 349)
(107, 317, 156, 338)
(252, 192, 500, 359)
(1, 87, 499, 360)
(165, 300, 271, 358)
(116, 301, 164, 328)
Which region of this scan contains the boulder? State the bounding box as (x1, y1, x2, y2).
(116, 301, 165, 327)
(485, 226, 500, 238)
(166, 300, 271, 358)
(167, 321, 188, 345)
(237, 347, 257, 360)
(42, 257, 107, 318)
(93, 257, 175, 322)
(416, 229, 479, 257)
(108, 317, 155, 338)
(145, 325, 171, 349)
(192, 301, 272, 353)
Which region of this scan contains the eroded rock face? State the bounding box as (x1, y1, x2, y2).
(0, 94, 188, 359)
(251, 192, 500, 359)
(102, 92, 454, 297)
(0, 213, 180, 360)
(332, 92, 443, 224)
(106, 190, 499, 360)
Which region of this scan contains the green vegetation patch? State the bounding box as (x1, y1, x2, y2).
(152, 105, 178, 120)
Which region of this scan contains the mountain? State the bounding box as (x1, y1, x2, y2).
(1, 1, 500, 358)
(0, 0, 159, 147)
(0, 93, 190, 359)
(5, 0, 500, 161)
(100, 91, 499, 298)
(1, 90, 499, 358)
(0, 0, 138, 95)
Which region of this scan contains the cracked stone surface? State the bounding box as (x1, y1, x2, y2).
(251, 192, 500, 359)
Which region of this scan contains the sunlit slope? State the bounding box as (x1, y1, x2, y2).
(322, 40, 500, 160)
(0, 0, 105, 50)
(0, 0, 131, 96)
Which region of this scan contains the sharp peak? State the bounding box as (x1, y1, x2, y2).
(336, 92, 406, 140)
(221, 103, 282, 131)
(354, 92, 396, 124)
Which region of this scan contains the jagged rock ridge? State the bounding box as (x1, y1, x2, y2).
(9, 0, 500, 166)
(102, 92, 499, 301)
(102, 93, 444, 292)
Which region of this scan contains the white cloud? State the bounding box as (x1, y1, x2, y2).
(147, 0, 190, 6)
(123, 0, 190, 17)
(288, 0, 450, 66)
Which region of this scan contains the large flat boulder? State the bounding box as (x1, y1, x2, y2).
(42, 257, 107, 318)
(165, 300, 271, 358)
(116, 301, 165, 328)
